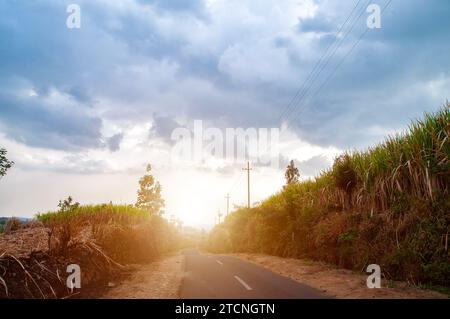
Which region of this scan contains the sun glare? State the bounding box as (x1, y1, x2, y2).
(175, 194, 209, 228)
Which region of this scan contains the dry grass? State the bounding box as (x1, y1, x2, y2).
(39, 204, 180, 263)
(0, 225, 49, 257)
(0, 204, 180, 298)
(3, 218, 23, 234)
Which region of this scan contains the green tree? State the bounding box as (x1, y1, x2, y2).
(284, 160, 300, 186)
(58, 196, 80, 213)
(136, 164, 165, 214)
(0, 147, 14, 178)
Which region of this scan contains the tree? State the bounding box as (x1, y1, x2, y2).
(284, 160, 300, 186)
(136, 164, 165, 214)
(58, 196, 80, 213)
(0, 147, 14, 178)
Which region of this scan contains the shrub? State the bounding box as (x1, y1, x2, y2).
(4, 218, 22, 234)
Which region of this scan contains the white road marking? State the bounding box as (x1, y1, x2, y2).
(234, 275, 253, 290)
(216, 260, 223, 266)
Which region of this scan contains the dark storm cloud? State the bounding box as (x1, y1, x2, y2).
(106, 132, 124, 152)
(284, 0, 450, 149)
(0, 0, 448, 153)
(298, 15, 334, 33)
(0, 89, 103, 150)
(150, 114, 184, 145)
(67, 86, 95, 105)
(137, 0, 207, 17)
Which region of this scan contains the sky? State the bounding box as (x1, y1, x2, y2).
(0, 0, 449, 228)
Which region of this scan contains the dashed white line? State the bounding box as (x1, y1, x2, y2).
(216, 260, 223, 266)
(234, 275, 253, 290)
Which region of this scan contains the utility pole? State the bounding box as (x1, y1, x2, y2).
(217, 209, 222, 224)
(225, 193, 230, 216)
(242, 161, 252, 209)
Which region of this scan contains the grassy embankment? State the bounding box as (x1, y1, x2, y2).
(206, 105, 450, 290)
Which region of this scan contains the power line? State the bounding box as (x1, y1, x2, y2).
(278, 0, 365, 125)
(286, 0, 393, 130)
(281, 0, 372, 128)
(226, 1, 366, 207)
(220, 0, 394, 216)
(227, 171, 243, 195)
(264, 0, 372, 156)
(228, 2, 367, 212)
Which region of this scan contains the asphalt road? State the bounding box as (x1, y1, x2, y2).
(180, 250, 331, 299)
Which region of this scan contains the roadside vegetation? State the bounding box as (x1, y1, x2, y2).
(38, 202, 179, 264)
(0, 164, 181, 298)
(205, 104, 450, 289)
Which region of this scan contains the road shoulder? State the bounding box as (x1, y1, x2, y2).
(225, 253, 447, 299)
(100, 252, 184, 299)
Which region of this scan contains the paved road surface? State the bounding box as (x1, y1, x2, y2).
(180, 250, 330, 299)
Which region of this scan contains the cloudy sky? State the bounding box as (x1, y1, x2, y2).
(0, 0, 449, 227)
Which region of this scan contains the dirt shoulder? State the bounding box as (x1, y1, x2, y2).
(100, 252, 184, 299)
(228, 253, 447, 299)
(0, 225, 49, 257)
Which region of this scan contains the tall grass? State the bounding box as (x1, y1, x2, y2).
(1, 203, 181, 298)
(206, 105, 450, 287)
(38, 203, 180, 264)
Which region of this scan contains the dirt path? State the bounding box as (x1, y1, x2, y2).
(228, 253, 448, 299)
(101, 252, 184, 299)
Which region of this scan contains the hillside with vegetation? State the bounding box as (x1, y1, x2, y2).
(205, 105, 450, 290)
